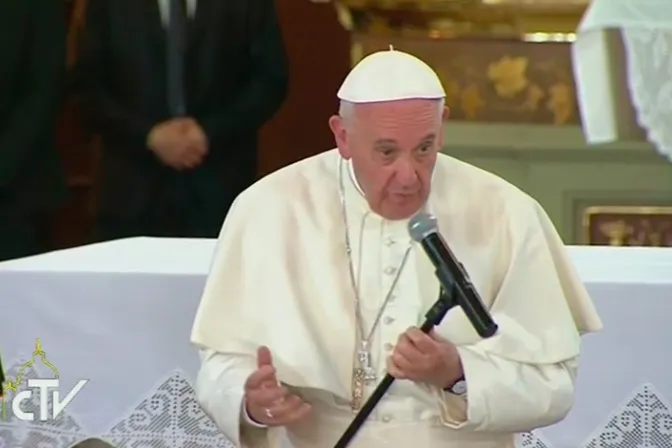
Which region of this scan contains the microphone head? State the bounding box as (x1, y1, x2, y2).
(408, 212, 439, 242)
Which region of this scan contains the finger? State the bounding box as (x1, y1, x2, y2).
(391, 350, 416, 375)
(281, 401, 312, 425)
(190, 145, 207, 157)
(182, 136, 203, 148)
(246, 385, 288, 408)
(394, 334, 423, 363)
(274, 402, 312, 426)
(257, 346, 273, 368)
(178, 156, 196, 169)
(178, 158, 199, 171)
(405, 327, 437, 353)
(182, 154, 202, 169)
(386, 356, 407, 380)
(244, 365, 276, 390)
(248, 394, 298, 426)
(171, 159, 188, 171)
(269, 396, 312, 425)
(266, 394, 302, 415)
(181, 146, 200, 156)
(428, 329, 446, 342)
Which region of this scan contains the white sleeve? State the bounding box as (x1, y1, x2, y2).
(194, 349, 269, 446)
(431, 347, 578, 433)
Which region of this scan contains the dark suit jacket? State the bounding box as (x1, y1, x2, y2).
(74, 0, 289, 225)
(0, 0, 68, 217)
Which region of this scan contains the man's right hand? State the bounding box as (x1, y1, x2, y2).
(243, 346, 312, 427)
(147, 119, 206, 170)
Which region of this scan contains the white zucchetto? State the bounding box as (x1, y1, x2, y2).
(337, 46, 446, 104)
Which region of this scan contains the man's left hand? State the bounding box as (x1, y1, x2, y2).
(179, 118, 208, 153)
(174, 117, 209, 169)
(387, 327, 463, 389)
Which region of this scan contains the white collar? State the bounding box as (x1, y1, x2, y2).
(346, 158, 365, 196)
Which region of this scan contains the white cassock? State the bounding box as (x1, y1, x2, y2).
(190, 48, 603, 448)
(190, 147, 602, 447)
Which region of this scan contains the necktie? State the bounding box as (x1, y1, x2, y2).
(167, 0, 188, 117)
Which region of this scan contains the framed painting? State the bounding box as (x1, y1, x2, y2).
(582, 205, 672, 247)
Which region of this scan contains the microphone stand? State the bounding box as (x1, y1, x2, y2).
(333, 284, 457, 448)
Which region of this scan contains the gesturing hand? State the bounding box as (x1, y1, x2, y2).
(387, 327, 463, 389)
(243, 346, 312, 426)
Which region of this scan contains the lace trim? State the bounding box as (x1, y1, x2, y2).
(0, 357, 233, 448)
(2, 354, 670, 447)
(583, 383, 672, 447)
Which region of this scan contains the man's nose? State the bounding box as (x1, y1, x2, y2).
(395, 158, 419, 186)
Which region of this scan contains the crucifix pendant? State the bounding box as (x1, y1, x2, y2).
(351, 344, 377, 411)
(357, 346, 377, 383)
(351, 368, 364, 411)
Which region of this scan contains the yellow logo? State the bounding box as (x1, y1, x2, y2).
(1, 339, 59, 420)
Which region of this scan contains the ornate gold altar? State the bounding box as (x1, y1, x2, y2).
(334, 0, 589, 125)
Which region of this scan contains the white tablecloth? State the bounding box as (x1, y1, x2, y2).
(0, 237, 670, 448)
(573, 0, 672, 161)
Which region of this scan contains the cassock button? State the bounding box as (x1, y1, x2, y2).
(384, 266, 397, 275)
(384, 343, 393, 351)
(382, 415, 392, 423)
(385, 237, 395, 246)
(383, 316, 394, 324)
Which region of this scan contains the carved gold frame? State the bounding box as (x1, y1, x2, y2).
(334, 0, 588, 39)
(581, 205, 672, 245)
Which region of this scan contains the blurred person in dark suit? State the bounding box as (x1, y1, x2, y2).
(75, 0, 289, 240)
(0, 0, 68, 262)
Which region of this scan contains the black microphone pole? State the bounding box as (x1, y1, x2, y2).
(333, 212, 499, 447)
(333, 287, 457, 448)
(418, 232, 498, 338)
(410, 212, 499, 339)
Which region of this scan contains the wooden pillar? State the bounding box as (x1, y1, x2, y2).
(257, 0, 350, 177)
(49, 0, 97, 249)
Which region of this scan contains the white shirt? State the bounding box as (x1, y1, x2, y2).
(157, 0, 197, 26)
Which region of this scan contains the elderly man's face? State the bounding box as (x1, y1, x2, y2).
(330, 99, 446, 220)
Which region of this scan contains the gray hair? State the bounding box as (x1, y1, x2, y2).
(338, 98, 445, 130)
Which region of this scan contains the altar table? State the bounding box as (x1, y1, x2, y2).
(0, 237, 670, 448)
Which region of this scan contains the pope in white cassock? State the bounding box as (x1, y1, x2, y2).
(190, 48, 603, 448)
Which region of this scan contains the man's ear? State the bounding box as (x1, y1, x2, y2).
(329, 115, 350, 159)
(442, 106, 450, 122)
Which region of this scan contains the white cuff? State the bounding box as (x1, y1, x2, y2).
(432, 385, 469, 428)
(241, 400, 269, 428)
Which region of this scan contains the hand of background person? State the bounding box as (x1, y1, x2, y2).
(147, 118, 208, 170)
(243, 346, 312, 427)
(387, 327, 463, 389)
